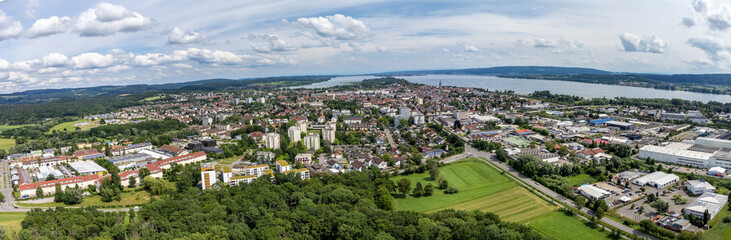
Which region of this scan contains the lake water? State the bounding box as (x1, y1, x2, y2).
(296, 75, 731, 103)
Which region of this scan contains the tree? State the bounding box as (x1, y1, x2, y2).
(53, 183, 64, 203)
(142, 176, 176, 195)
(444, 187, 458, 194)
(129, 208, 136, 221)
(558, 146, 570, 156)
(575, 195, 586, 211)
(704, 210, 711, 225)
(139, 168, 151, 181)
(374, 186, 393, 211)
(397, 178, 411, 196)
(63, 188, 83, 205)
(647, 193, 656, 202)
(427, 160, 440, 180)
(413, 182, 423, 197)
(438, 178, 448, 189)
(128, 176, 137, 188)
(595, 206, 606, 220)
(651, 200, 669, 213)
(45, 174, 56, 181)
(424, 183, 434, 196)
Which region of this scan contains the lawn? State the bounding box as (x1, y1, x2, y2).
(48, 119, 100, 133)
(566, 174, 598, 187)
(525, 211, 611, 240)
(392, 158, 611, 239)
(0, 212, 26, 234)
(17, 191, 151, 208)
(704, 205, 731, 240)
(0, 138, 14, 151)
(216, 156, 242, 165)
(0, 124, 34, 131)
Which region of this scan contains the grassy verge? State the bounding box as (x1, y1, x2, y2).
(705, 205, 731, 240)
(0, 212, 26, 234)
(0, 138, 14, 151)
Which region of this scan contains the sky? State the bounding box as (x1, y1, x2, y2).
(0, 0, 730, 93)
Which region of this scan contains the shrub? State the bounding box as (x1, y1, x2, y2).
(444, 187, 458, 194)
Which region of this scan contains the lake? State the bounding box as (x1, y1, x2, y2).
(295, 75, 731, 103)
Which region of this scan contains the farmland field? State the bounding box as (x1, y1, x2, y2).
(0, 124, 34, 131)
(48, 119, 100, 133)
(392, 158, 610, 239)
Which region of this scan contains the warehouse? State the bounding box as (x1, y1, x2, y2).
(639, 143, 714, 168)
(68, 161, 108, 176)
(632, 171, 679, 189)
(605, 121, 635, 130)
(685, 192, 728, 220)
(577, 185, 610, 200)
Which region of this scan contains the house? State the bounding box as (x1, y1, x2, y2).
(577, 148, 605, 159)
(350, 161, 365, 171)
(344, 116, 363, 125)
(686, 180, 716, 195)
(295, 153, 313, 165)
(365, 157, 387, 169)
(326, 160, 342, 170)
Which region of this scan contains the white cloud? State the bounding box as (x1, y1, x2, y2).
(682, 17, 696, 27)
(690, 0, 731, 31)
(71, 52, 115, 69)
(251, 35, 298, 53)
(292, 14, 371, 41)
(41, 53, 69, 67)
(0, 58, 8, 70)
(132, 51, 186, 66)
(0, 10, 23, 41)
(27, 16, 72, 38)
(618, 33, 669, 53)
(75, 3, 153, 37)
(533, 38, 557, 48)
(687, 36, 731, 62)
(459, 42, 478, 52)
(185, 48, 243, 65)
(168, 27, 210, 45)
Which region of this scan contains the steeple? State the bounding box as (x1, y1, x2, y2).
(438, 79, 442, 89)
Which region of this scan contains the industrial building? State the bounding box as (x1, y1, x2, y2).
(639, 138, 731, 169)
(632, 171, 679, 189)
(577, 185, 610, 200)
(686, 180, 716, 195)
(68, 161, 108, 176)
(685, 192, 728, 220)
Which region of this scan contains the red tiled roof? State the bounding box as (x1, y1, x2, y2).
(18, 174, 100, 191)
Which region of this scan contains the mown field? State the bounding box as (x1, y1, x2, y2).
(566, 174, 598, 187)
(0, 138, 14, 151)
(0, 212, 26, 234)
(17, 191, 150, 208)
(48, 119, 100, 133)
(392, 159, 611, 240)
(704, 205, 731, 240)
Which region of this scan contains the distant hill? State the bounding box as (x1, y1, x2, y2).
(378, 66, 613, 76)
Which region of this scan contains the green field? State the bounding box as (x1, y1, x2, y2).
(17, 191, 151, 208)
(704, 205, 731, 240)
(0, 212, 26, 233)
(48, 119, 100, 133)
(0, 138, 15, 151)
(566, 174, 598, 187)
(0, 124, 34, 131)
(392, 159, 611, 239)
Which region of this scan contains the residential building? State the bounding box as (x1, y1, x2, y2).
(276, 160, 292, 173)
(295, 153, 313, 165)
(265, 133, 281, 150)
(201, 163, 216, 190)
(323, 122, 336, 143)
(256, 151, 275, 163)
(303, 134, 320, 150)
(288, 126, 301, 142)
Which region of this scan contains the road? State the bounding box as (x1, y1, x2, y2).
(458, 145, 656, 240)
(383, 127, 397, 149)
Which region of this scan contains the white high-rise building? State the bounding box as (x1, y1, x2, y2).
(265, 133, 281, 150)
(297, 120, 308, 133)
(288, 126, 301, 142)
(304, 134, 320, 150)
(414, 113, 425, 125)
(202, 117, 213, 126)
(323, 122, 337, 143)
(201, 163, 217, 190)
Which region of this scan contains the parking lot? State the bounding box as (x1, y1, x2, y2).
(592, 181, 655, 209)
(614, 180, 697, 224)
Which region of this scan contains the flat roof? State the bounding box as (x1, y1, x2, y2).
(68, 161, 107, 174)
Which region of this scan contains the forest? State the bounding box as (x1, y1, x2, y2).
(17, 170, 552, 240)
